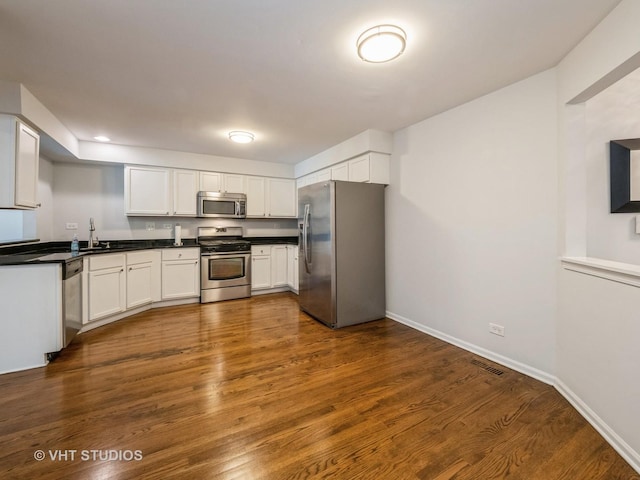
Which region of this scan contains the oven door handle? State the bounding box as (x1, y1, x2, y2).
(303, 203, 311, 274)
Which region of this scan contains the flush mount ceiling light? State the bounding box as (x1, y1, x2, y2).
(228, 131, 255, 144)
(93, 135, 111, 142)
(356, 24, 406, 63)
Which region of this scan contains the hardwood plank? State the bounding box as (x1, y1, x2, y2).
(0, 293, 637, 479)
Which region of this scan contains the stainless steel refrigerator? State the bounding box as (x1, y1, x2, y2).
(298, 180, 385, 328)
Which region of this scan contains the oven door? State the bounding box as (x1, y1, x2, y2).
(201, 252, 251, 289)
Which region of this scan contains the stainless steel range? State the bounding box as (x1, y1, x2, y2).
(198, 226, 251, 303)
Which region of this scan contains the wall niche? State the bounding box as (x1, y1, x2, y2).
(610, 139, 640, 212)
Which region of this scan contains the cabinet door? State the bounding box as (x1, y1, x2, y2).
(287, 245, 299, 291)
(271, 245, 288, 287)
(331, 163, 349, 181)
(267, 178, 296, 217)
(200, 171, 222, 192)
(162, 259, 199, 299)
(223, 174, 246, 193)
(246, 176, 266, 217)
(348, 155, 370, 182)
(251, 255, 271, 289)
(125, 166, 171, 215)
(126, 262, 153, 309)
(14, 121, 40, 208)
(89, 267, 126, 321)
(173, 169, 198, 216)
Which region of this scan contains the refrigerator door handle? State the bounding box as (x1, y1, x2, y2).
(303, 203, 311, 273)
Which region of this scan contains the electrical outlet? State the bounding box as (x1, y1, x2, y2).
(163, 223, 173, 229)
(145, 222, 155, 231)
(65, 223, 78, 230)
(489, 323, 505, 337)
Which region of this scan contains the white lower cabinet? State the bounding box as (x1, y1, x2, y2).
(251, 246, 272, 290)
(251, 244, 297, 292)
(85, 248, 196, 326)
(271, 245, 288, 287)
(88, 254, 126, 321)
(286, 245, 299, 291)
(161, 248, 200, 300)
(126, 250, 161, 309)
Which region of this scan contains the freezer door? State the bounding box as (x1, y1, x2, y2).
(298, 182, 335, 326)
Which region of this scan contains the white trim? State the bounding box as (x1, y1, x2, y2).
(561, 256, 640, 288)
(555, 379, 640, 474)
(386, 310, 555, 385)
(80, 297, 200, 333)
(251, 286, 290, 296)
(386, 309, 640, 475)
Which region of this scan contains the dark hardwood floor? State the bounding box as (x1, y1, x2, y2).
(0, 293, 637, 479)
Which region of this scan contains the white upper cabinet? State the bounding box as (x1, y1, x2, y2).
(199, 172, 246, 194)
(125, 166, 198, 216)
(267, 178, 296, 217)
(297, 152, 390, 188)
(247, 177, 296, 218)
(316, 169, 331, 183)
(348, 153, 390, 184)
(126, 165, 294, 218)
(172, 169, 198, 216)
(199, 171, 222, 192)
(246, 176, 266, 217)
(0, 115, 40, 209)
(331, 163, 349, 181)
(223, 173, 246, 194)
(125, 166, 172, 215)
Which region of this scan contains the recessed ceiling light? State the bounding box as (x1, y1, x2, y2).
(356, 24, 406, 63)
(93, 135, 111, 142)
(228, 131, 255, 144)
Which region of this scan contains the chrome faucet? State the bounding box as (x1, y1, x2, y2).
(89, 217, 99, 248)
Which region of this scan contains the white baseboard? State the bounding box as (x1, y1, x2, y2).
(554, 379, 640, 474)
(386, 310, 555, 385)
(386, 310, 640, 475)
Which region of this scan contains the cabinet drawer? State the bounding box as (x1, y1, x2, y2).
(89, 253, 126, 271)
(251, 245, 271, 256)
(126, 250, 158, 265)
(162, 248, 199, 261)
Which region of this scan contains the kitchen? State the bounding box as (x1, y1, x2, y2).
(1, 1, 640, 478)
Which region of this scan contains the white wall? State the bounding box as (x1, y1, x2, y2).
(36, 156, 54, 242)
(79, 141, 294, 178)
(386, 69, 558, 377)
(557, 268, 640, 467)
(584, 69, 640, 263)
(554, 0, 640, 470)
(50, 162, 297, 243)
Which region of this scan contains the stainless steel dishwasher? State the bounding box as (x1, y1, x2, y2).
(62, 257, 83, 348)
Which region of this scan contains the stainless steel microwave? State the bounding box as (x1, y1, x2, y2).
(197, 191, 246, 218)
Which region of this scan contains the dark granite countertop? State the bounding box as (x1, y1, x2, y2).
(0, 237, 298, 267)
(245, 236, 298, 245)
(0, 239, 199, 266)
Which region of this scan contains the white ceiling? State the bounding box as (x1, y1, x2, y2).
(0, 0, 622, 164)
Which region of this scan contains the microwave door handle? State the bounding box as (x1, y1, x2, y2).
(235, 201, 240, 217)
